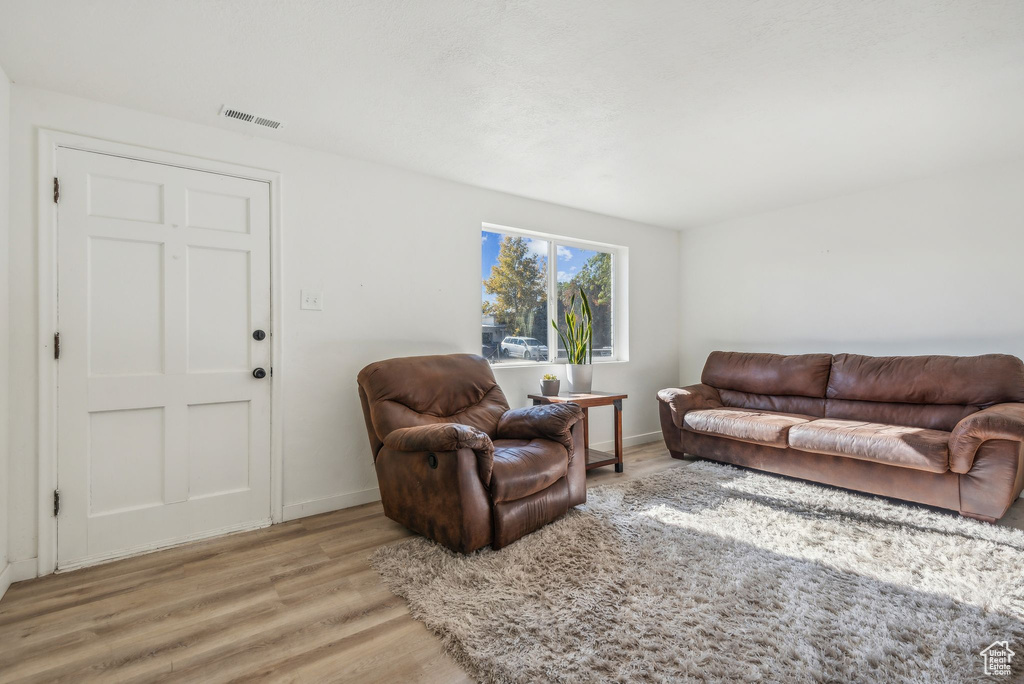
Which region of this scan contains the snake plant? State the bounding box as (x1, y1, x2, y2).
(552, 289, 593, 364)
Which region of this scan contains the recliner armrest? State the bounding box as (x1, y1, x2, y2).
(383, 423, 494, 484)
(496, 403, 585, 456)
(657, 384, 723, 429)
(949, 403, 1024, 474)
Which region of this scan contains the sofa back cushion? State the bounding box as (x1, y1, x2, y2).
(700, 351, 1024, 431)
(702, 351, 832, 398)
(826, 354, 1024, 406)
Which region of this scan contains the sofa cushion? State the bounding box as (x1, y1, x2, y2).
(683, 408, 815, 448)
(702, 351, 833, 398)
(490, 439, 568, 503)
(789, 418, 950, 473)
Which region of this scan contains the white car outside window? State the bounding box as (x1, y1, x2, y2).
(500, 336, 548, 361)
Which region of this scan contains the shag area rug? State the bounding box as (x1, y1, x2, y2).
(371, 462, 1024, 682)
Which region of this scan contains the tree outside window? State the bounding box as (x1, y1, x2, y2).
(482, 231, 548, 363)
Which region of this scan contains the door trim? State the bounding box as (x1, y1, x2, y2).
(37, 130, 285, 576)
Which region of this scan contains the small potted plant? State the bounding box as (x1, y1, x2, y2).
(540, 373, 560, 397)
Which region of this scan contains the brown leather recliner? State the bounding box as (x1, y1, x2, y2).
(659, 351, 1024, 522)
(358, 354, 586, 552)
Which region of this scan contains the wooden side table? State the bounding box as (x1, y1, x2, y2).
(526, 391, 628, 472)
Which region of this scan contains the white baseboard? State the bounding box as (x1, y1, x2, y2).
(283, 487, 381, 522)
(281, 433, 663, 523)
(274, 435, 663, 524)
(590, 431, 663, 452)
(0, 563, 11, 602)
(0, 558, 39, 601)
(10, 558, 37, 582)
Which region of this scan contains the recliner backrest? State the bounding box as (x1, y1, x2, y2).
(357, 354, 510, 459)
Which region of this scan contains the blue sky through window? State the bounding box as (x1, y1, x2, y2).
(556, 245, 598, 283)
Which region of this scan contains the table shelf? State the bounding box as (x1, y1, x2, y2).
(585, 448, 619, 471)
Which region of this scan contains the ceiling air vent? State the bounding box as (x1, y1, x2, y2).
(220, 106, 284, 130)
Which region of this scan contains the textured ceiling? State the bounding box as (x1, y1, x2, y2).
(1, 0, 1022, 229)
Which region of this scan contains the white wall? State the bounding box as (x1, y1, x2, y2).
(679, 158, 1024, 382)
(0, 63, 11, 598)
(6, 86, 680, 568)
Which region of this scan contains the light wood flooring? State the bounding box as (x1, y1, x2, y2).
(0, 442, 680, 683)
(1, 441, 1022, 683)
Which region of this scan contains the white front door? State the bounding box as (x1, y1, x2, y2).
(55, 148, 272, 568)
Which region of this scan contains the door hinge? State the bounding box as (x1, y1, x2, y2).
(53, 177, 60, 204)
(54, 489, 60, 517)
(54, 332, 60, 360)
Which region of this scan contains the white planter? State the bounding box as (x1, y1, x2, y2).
(566, 364, 593, 394)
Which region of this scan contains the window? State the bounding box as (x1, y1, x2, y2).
(481, 224, 622, 365)
(555, 244, 613, 361)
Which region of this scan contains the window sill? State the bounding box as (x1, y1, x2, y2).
(490, 359, 628, 370)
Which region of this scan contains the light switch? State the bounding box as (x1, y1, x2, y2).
(301, 289, 323, 311)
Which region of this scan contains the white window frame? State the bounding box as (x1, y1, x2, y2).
(482, 222, 628, 366)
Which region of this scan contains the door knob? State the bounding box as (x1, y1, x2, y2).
(253, 368, 267, 379)
(253, 330, 266, 341)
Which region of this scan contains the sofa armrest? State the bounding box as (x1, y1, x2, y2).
(949, 403, 1024, 474)
(496, 403, 585, 456)
(383, 423, 495, 485)
(656, 384, 723, 429)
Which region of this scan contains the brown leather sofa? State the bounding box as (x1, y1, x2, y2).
(659, 352, 1024, 521)
(358, 354, 586, 552)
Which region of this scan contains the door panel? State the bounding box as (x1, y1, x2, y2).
(56, 148, 272, 567)
(89, 407, 165, 515)
(188, 401, 251, 499)
(186, 188, 251, 234)
(187, 247, 251, 372)
(88, 237, 165, 375)
(88, 174, 165, 224)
